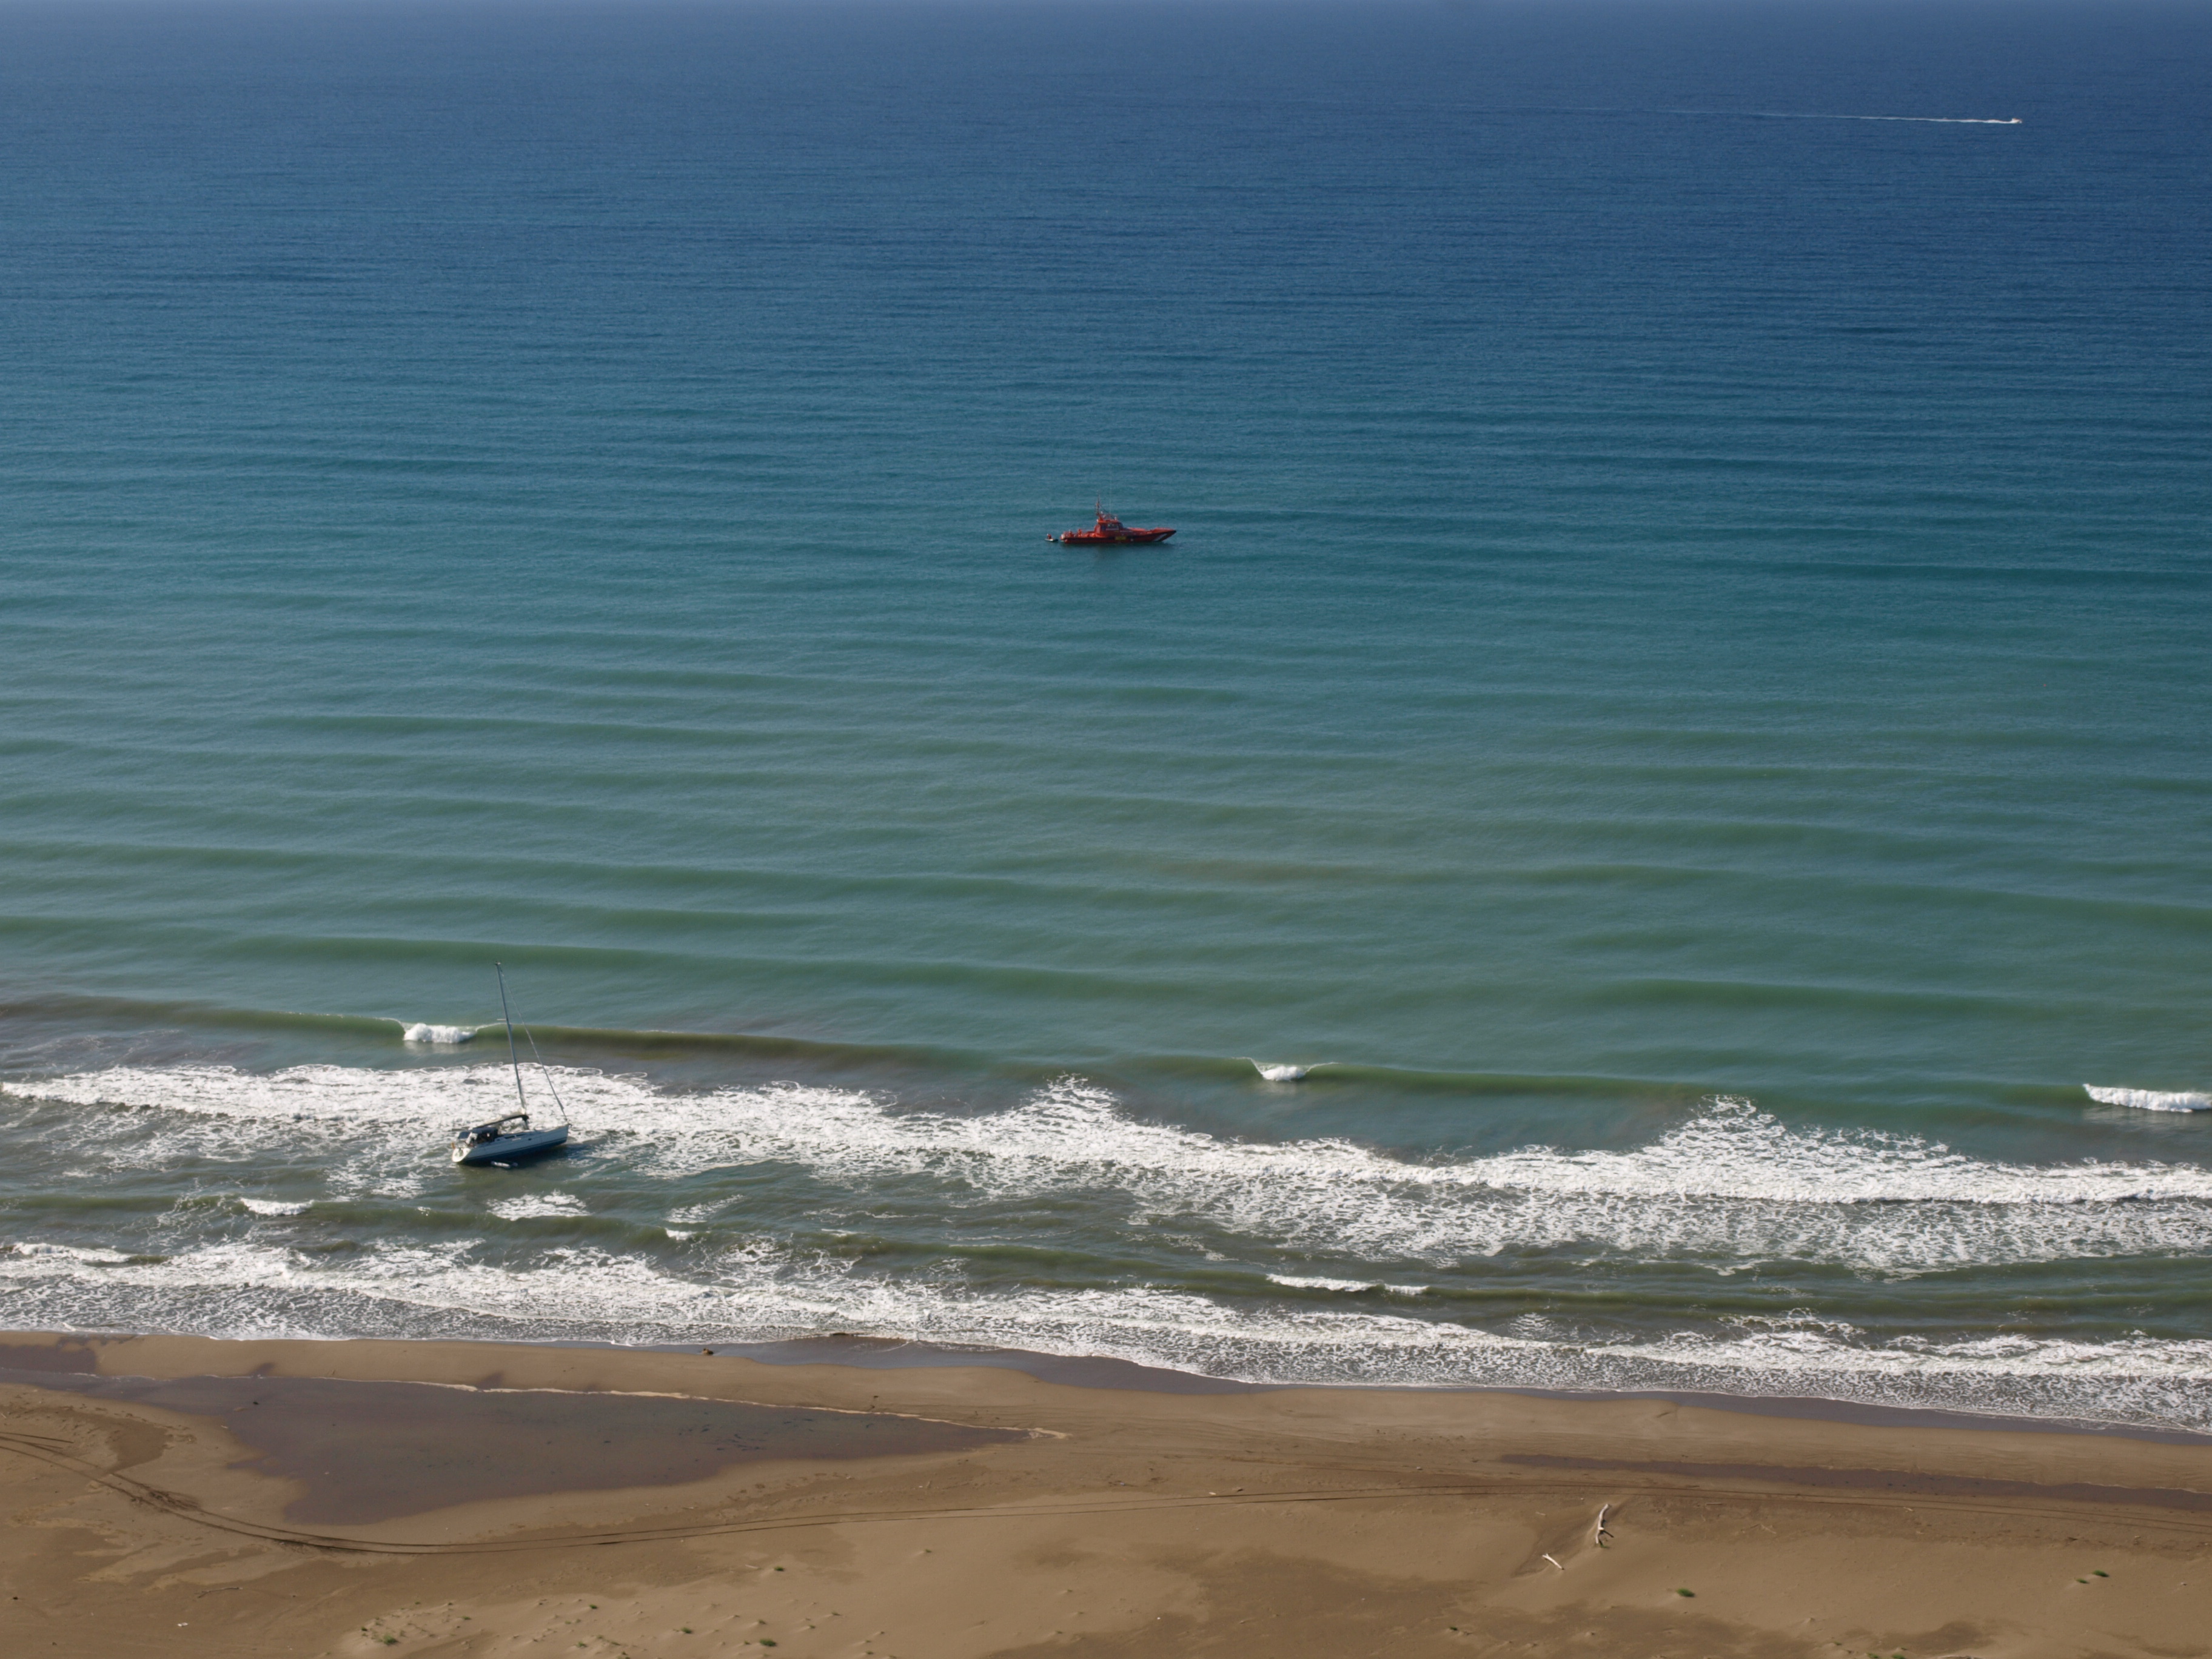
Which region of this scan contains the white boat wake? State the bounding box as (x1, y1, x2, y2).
(1659, 109, 2021, 126)
(1740, 112, 2020, 125)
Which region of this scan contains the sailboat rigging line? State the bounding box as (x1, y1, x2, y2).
(495, 962, 529, 1118)
(518, 1019, 570, 1125)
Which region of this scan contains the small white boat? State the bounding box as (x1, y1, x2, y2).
(451, 1110, 570, 1165)
(451, 965, 572, 1167)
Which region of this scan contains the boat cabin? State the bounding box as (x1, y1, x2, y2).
(454, 1113, 532, 1149)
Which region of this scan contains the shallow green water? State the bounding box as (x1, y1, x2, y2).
(2, 1, 2208, 1427)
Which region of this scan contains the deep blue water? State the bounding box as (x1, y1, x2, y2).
(2, 0, 2209, 1426)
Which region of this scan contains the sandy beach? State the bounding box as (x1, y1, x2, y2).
(2, 1333, 2207, 1658)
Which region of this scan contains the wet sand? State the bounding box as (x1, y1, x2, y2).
(2, 1331, 2208, 1658)
(2, 1369, 1025, 1526)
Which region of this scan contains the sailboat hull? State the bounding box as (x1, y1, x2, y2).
(452, 1125, 570, 1166)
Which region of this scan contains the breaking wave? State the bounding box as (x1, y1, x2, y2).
(3, 1232, 2208, 1432)
(2087, 1085, 2211, 1114)
(5, 1062, 2210, 1429)
(13, 1065, 2212, 1275)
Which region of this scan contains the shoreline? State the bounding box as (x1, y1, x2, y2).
(17, 1324, 2212, 1449)
(641, 1331, 2212, 1447)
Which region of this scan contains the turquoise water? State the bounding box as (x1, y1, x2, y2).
(4, 1, 2210, 1426)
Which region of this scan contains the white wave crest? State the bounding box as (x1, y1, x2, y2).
(2, 1235, 2207, 1432)
(9, 1062, 643, 1155)
(489, 1194, 589, 1221)
(4, 1241, 136, 1266)
(2087, 1085, 2211, 1114)
(628, 1079, 2212, 1270)
(1248, 1059, 1328, 1082)
(12, 1067, 2212, 1274)
(402, 1024, 476, 1046)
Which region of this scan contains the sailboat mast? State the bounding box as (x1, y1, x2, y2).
(496, 962, 528, 1116)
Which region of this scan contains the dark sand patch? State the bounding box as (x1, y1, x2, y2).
(1, 1369, 1026, 1524)
(0, 1339, 101, 1373)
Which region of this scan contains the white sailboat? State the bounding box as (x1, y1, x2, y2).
(450, 965, 572, 1167)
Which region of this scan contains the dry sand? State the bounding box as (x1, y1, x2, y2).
(1, 1332, 2207, 1658)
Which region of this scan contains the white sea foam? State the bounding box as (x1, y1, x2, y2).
(13, 1068, 2212, 1274)
(16, 1062, 550, 1125)
(2, 1233, 2208, 1432)
(5, 1055, 2210, 1425)
(402, 1024, 476, 1046)
(1247, 1059, 1327, 1082)
(633, 1077, 2212, 1272)
(2086, 1085, 2211, 1113)
(4, 1241, 136, 1266)
(489, 1194, 589, 1221)
(240, 1198, 310, 1216)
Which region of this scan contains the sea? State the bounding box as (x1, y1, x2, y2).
(3, 0, 2209, 1431)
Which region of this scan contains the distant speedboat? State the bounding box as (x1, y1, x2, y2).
(451, 965, 572, 1166)
(1049, 503, 1176, 545)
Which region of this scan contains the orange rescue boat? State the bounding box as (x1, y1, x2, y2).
(1049, 503, 1176, 546)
